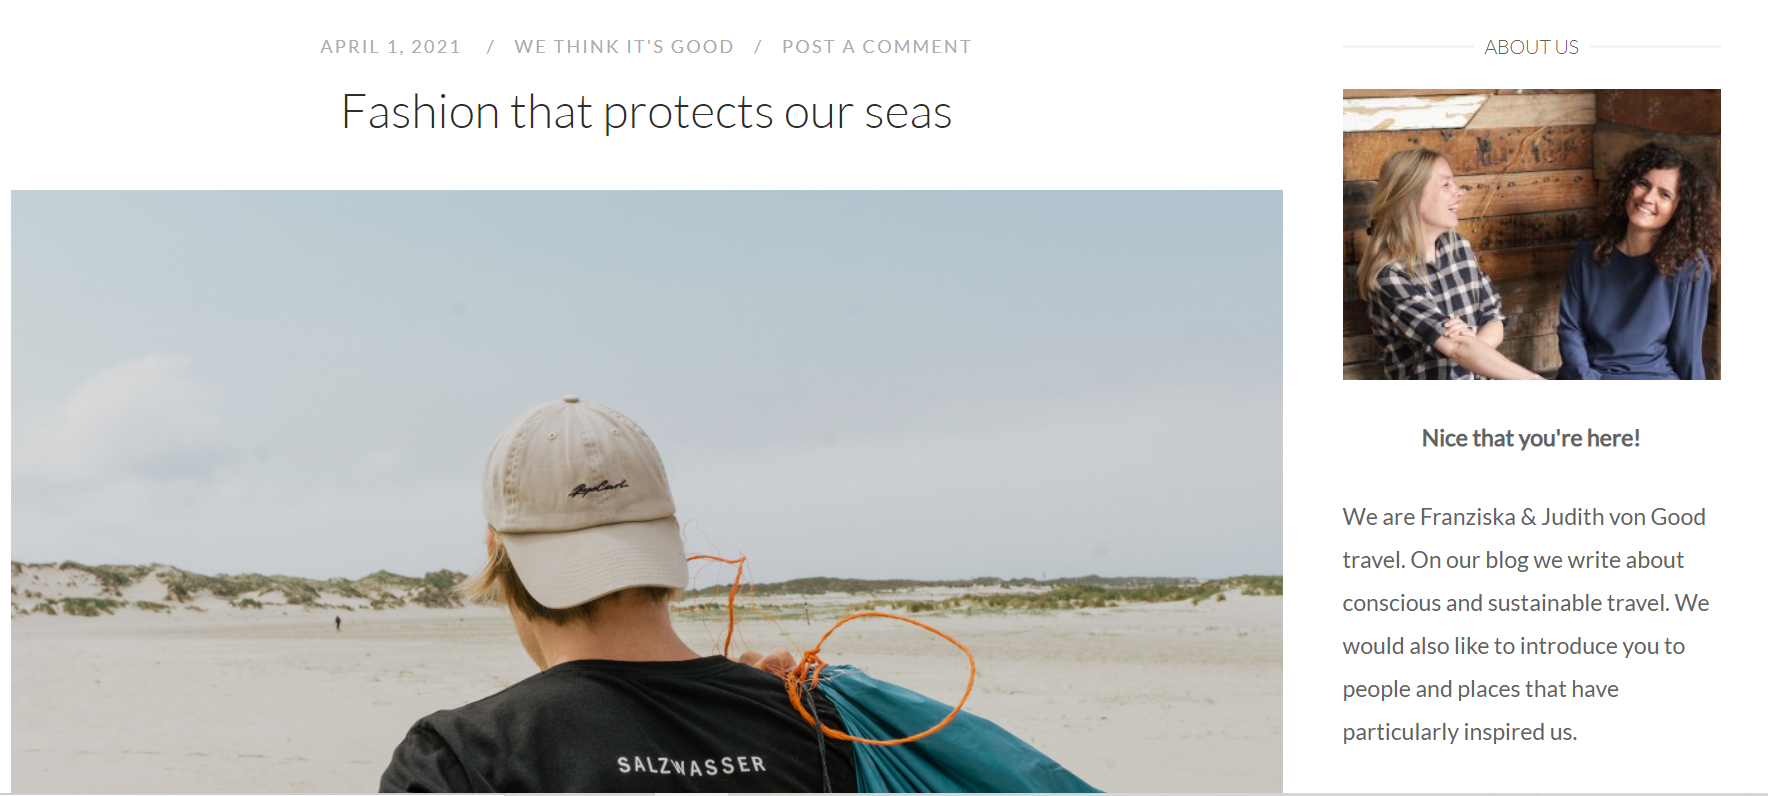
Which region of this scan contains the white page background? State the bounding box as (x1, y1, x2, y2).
(6, 1, 1762, 791)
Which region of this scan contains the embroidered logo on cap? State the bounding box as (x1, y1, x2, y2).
(568, 480, 629, 498)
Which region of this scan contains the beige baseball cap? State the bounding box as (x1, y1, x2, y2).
(481, 396, 688, 609)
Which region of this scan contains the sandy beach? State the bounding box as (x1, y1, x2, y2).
(12, 575, 1280, 793)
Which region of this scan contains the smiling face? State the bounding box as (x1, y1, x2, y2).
(1627, 167, 1681, 233)
(1415, 157, 1462, 239)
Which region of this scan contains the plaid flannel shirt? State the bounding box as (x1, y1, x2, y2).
(1366, 232, 1506, 380)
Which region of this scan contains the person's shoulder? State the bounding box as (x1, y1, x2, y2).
(436, 657, 759, 725)
(421, 656, 773, 734)
(395, 664, 609, 758)
(1371, 256, 1428, 290)
(1658, 252, 1714, 290)
(1372, 261, 1411, 281)
(1682, 251, 1714, 280)
(408, 668, 558, 734)
(1369, 262, 1418, 298)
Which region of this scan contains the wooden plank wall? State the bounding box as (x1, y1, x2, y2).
(1342, 90, 1595, 379)
(1592, 90, 1722, 379)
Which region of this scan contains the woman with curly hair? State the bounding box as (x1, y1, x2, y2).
(1557, 143, 1718, 379)
(1358, 147, 1543, 379)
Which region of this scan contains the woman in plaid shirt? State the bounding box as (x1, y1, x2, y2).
(1356, 148, 1544, 380)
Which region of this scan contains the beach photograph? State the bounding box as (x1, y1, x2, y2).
(10, 191, 1282, 792)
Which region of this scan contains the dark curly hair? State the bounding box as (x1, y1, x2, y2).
(1590, 143, 1719, 277)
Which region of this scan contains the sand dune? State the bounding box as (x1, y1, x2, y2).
(11, 566, 1281, 792)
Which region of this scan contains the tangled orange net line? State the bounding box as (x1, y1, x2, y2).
(685, 553, 977, 746)
(684, 554, 746, 658)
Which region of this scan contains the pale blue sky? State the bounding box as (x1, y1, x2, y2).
(11, 191, 1279, 583)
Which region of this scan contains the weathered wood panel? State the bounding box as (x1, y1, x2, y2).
(1345, 300, 1371, 336)
(1344, 170, 1593, 230)
(1453, 208, 1590, 253)
(1476, 244, 1575, 283)
(1343, 125, 1592, 181)
(1496, 278, 1561, 318)
(1345, 209, 1592, 265)
(1343, 181, 1376, 231)
(1343, 89, 1589, 99)
(1593, 126, 1721, 182)
(1344, 95, 1486, 132)
(1456, 170, 1594, 220)
(1505, 309, 1558, 339)
(1344, 89, 1492, 99)
(1344, 362, 1385, 380)
(1343, 334, 1382, 364)
(1596, 89, 1720, 136)
(1465, 93, 1594, 129)
(1498, 332, 1561, 374)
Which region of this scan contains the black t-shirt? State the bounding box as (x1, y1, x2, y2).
(379, 655, 857, 792)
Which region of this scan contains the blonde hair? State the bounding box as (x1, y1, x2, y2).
(460, 529, 678, 625)
(1357, 148, 1446, 299)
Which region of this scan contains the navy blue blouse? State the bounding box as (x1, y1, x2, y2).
(1556, 241, 1710, 380)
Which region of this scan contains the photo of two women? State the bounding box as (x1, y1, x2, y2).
(1342, 89, 1720, 380)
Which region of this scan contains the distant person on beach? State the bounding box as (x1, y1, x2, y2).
(379, 396, 855, 792)
(335, 616, 341, 632)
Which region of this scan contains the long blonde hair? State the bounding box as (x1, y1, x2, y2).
(1356, 148, 1444, 299)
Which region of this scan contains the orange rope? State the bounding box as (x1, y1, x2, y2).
(685, 554, 745, 657)
(685, 553, 976, 745)
(784, 611, 976, 746)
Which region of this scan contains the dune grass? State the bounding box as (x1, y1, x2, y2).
(18, 561, 1278, 618)
(675, 575, 1283, 618)
(682, 573, 1204, 599)
(30, 597, 132, 617)
(846, 575, 1281, 613)
(15, 561, 471, 608)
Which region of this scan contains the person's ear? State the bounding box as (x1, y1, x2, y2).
(485, 525, 498, 559)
